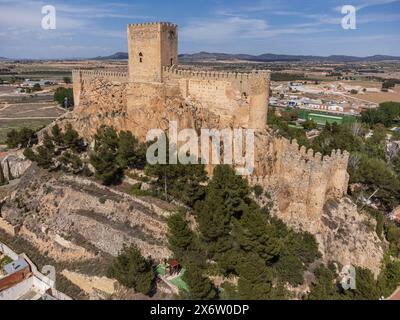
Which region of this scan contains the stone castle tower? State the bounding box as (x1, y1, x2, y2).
(127, 22, 178, 83)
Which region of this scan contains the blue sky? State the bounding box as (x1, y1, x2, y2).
(0, 0, 399, 59)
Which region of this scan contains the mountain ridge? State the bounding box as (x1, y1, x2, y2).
(92, 51, 400, 62)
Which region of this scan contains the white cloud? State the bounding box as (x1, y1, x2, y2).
(181, 16, 334, 43)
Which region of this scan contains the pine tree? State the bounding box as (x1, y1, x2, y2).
(42, 132, 55, 152)
(116, 130, 143, 169)
(107, 244, 155, 295)
(236, 253, 273, 300)
(308, 266, 341, 300)
(146, 162, 207, 206)
(182, 262, 217, 300)
(35, 145, 54, 169)
(197, 165, 250, 256)
(234, 204, 280, 263)
(62, 123, 83, 152)
(90, 147, 122, 185)
(167, 211, 194, 253)
(90, 126, 121, 185)
(51, 124, 64, 146)
(23, 148, 36, 162)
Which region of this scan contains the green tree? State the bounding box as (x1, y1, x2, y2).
(302, 119, 317, 130)
(63, 76, 72, 84)
(197, 165, 249, 257)
(62, 123, 83, 152)
(344, 267, 380, 300)
(349, 154, 400, 210)
(167, 212, 194, 254)
(361, 101, 400, 127)
(378, 257, 400, 297)
(6, 128, 37, 149)
(234, 204, 280, 264)
(51, 124, 64, 146)
(59, 151, 83, 174)
(89, 126, 122, 185)
(181, 262, 217, 300)
(236, 253, 273, 299)
(146, 162, 208, 206)
(54, 87, 74, 108)
(23, 148, 36, 162)
(107, 244, 155, 295)
(35, 145, 54, 169)
(116, 130, 145, 169)
(308, 266, 341, 300)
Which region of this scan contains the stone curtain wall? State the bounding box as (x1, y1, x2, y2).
(72, 70, 128, 108)
(162, 66, 270, 131)
(249, 136, 350, 233)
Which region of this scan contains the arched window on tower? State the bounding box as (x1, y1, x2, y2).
(139, 52, 143, 63)
(170, 58, 173, 66)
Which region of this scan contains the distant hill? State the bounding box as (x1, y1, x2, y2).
(177, 52, 400, 63)
(92, 52, 128, 60)
(91, 51, 400, 63)
(0, 57, 8, 61)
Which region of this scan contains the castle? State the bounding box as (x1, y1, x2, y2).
(71, 22, 350, 231)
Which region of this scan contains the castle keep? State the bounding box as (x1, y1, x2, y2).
(72, 22, 350, 229)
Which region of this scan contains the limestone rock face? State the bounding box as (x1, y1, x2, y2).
(0, 150, 32, 180)
(319, 198, 384, 276)
(268, 196, 384, 276)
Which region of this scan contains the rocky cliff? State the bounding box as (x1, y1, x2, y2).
(0, 164, 173, 263)
(258, 191, 385, 276)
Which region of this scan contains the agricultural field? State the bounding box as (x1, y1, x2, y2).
(0, 87, 66, 144)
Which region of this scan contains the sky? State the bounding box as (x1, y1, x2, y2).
(0, 0, 399, 59)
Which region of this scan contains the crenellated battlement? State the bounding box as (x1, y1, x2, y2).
(72, 69, 128, 82)
(127, 22, 177, 28)
(278, 137, 349, 167)
(162, 66, 270, 83)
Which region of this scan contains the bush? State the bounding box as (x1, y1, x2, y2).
(54, 87, 74, 108)
(63, 76, 72, 84)
(6, 128, 37, 149)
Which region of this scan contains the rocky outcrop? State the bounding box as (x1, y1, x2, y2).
(318, 198, 384, 276)
(0, 149, 31, 180)
(266, 195, 385, 276)
(0, 164, 173, 263)
(61, 269, 118, 300)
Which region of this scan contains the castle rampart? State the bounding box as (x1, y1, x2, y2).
(249, 136, 349, 227)
(71, 22, 350, 226)
(72, 70, 128, 107)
